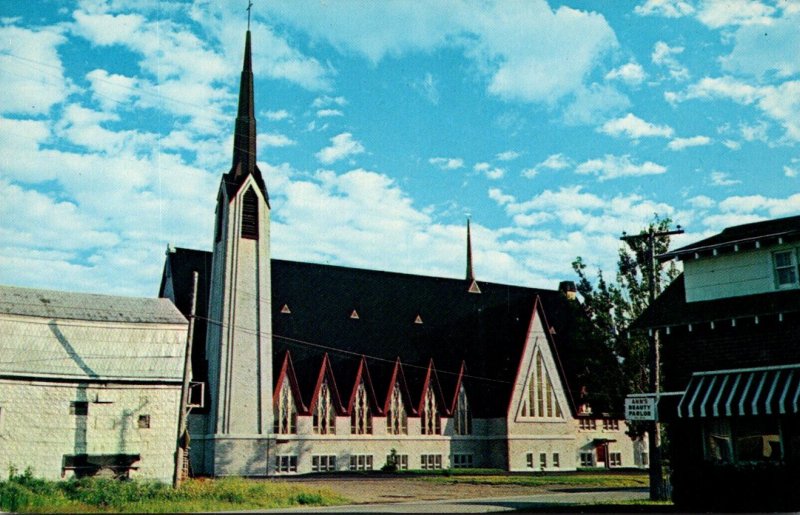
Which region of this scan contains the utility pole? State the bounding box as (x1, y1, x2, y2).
(174, 271, 198, 489)
(621, 225, 683, 501)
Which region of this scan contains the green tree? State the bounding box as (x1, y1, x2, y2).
(572, 216, 680, 413)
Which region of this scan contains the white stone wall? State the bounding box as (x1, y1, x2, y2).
(573, 420, 649, 469)
(0, 380, 181, 482)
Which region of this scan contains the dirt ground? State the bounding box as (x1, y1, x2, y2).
(280, 476, 555, 504)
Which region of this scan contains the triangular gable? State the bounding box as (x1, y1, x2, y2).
(345, 356, 381, 415)
(309, 353, 345, 415)
(508, 296, 573, 420)
(416, 358, 449, 416)
(273, 351, 308, 414)
(448, 361, 468, 414)
(382, 358, 417, 416)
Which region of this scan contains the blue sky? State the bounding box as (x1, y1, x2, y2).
(1, 0, 799, 297)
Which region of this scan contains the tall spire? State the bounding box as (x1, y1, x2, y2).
(466, 218, 474, 281)
(232, 30, 256, 179)
(466, 218, 481, 294)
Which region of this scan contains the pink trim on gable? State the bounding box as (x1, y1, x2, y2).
(417, 358, 448, 416)
(272, 350, 308, 414)
(448, 361, 468, 414)
(309, 353, 345, 415)
(382, 358, 417, 416)
(506, 296, 541, 417)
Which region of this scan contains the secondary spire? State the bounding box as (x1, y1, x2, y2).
(466, 218, 474, 281)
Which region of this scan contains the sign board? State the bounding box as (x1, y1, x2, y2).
(625, 394, 656, 421)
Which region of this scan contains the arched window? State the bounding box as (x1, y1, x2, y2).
(421, 386, 441, 435)
(241, 187, 259, 239)
(454, 384, 472, 435)
(520, 350, 563, 418)
(313, 380, 336, 434)
(274, 376, 296, 434)
(386, 383, 407, 435)
(351, 380, 372, 434)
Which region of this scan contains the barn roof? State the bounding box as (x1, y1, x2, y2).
(0, 284, 187, 382)
(162, 247, 593, 418)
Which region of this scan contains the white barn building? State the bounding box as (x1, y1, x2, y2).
(0, 285, 188, 482)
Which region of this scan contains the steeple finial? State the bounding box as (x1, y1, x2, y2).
(246, 1, 254, 31)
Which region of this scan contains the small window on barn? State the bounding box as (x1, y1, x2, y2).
(241, 188, 259, 240)
(137, 415, 151, 429)
(70, 401, 88, 416)
(773, 250, 798, 288)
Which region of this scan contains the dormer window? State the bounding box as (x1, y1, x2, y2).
(773, 250, 798, 288)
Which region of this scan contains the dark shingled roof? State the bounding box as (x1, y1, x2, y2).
(660, 215, 800, 261)
(161, 247, 593, 418)
(634, 273, 800, 330)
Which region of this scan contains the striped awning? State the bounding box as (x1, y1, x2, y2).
(678, 364, 800, 418)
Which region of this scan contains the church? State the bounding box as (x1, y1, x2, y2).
(158, 30, 647, 476)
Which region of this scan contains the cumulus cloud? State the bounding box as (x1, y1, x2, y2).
(265, 109, 290, 121)
(473, 162, 505, 180)
(260, 133, 297, 147)
(667, 76, 800, 141)
(561, 82, 631, 126)
(652, 41, 689, 81)
(600, 113, 674, 139)
(575, 154, 667, 181)
(0, 24, 71, 115)
(522, 153, 572, 178)
(496, 150, 520, 161)
(696, 0, 776, 28)
(315, 132, 365, 164)
(267, 1, 618, 105)
(605, 62, 646, 85)
(668, 135, 712, 150)
(317, 109, 343, 117)
(429, 157, 465, 170)
(711, 171, 742, 186)
(634, 0, 695, 18)
(784, 158, 799, 178)
(721, 12, 800, 78)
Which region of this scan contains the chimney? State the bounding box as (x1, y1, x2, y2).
(559, 280, 577, 300)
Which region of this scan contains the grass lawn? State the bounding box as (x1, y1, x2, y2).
(412, 469, 650, 489)
(0, 471, 347, 513)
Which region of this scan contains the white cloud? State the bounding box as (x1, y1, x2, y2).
(522, 153, 572, 178)
(562, 82, 631, 126)
(268, 1, 618, 105)
(721, 12, 800, 78)
(696, 0, 776, 28)
(260, 133, 296, 147)
(575, 154, 668, 181)
(473, 162, 505, 179)
(723, 139, 742, 150)
(496, 150, 520, 161)
(488, 188, 515, 206)
(605, 62, 646, 85)
(784, 158, 799, 178)
(652, 41, 689, 81)
(668, 135, 712, 150)
(710, 171, 742, 186)
(412, 72, 440, 105)
(600, 113, 674, 139)
(667, 77, 800, 141)
(265, 109, 290, 121)
(317, 109, 343, 117)
(687, 195, 716, 208)
(634, 0, 695, 18)
(429, 157, 465, 170)
(719, 193, 800, 217)
(0, 24, 71, 115)
(315, 132, 365, 164)
(312, 96, 347, 108)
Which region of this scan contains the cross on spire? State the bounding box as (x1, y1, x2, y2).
(246, 1, 254, 30)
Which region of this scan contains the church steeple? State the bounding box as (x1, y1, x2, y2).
(466, 218, 474, 281)
(466, 218, 481, 294)
(228, 30, 268, 200)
